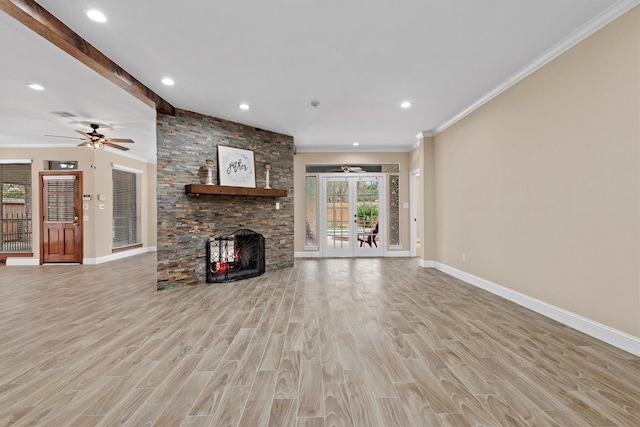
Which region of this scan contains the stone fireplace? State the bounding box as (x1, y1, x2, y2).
(156, 108, 294, 291)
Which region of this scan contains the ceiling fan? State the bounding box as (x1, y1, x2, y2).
(46, 123, 134, 151)
(327, 165, 364, 173)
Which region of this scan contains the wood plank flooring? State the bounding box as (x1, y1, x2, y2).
(0, 253, 638, 426)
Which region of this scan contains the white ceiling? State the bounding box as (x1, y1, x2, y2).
(0, 0, 634, 162)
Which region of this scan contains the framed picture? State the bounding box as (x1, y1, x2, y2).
(217, 145, 256, 188)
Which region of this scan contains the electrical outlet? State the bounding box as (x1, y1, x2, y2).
(462, 253, 467, 263)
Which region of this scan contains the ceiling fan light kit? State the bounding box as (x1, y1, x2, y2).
(80, 139, 104, 150)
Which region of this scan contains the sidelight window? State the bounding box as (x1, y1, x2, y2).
(305, 176, 318, 248)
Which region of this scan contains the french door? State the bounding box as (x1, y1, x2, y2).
(320, 174, 384, 257)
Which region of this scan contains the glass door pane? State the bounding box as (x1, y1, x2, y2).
(43, 175, 76, 223)
(355, 177, 382, 255)
(324, 178, 351, 256)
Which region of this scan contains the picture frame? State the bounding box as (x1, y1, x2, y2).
(217, 145, 256, 188)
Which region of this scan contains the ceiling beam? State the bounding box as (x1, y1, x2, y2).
(0, 0, 175, 116)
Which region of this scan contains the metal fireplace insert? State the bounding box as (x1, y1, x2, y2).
(206, 229, 265, 283)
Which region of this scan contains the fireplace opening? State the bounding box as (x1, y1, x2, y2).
(206, 229, 265, 283)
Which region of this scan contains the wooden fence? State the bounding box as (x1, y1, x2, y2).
(2, 200, 31, 251)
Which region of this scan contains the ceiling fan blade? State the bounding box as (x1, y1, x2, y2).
(45, 134, 85, 140)
(48, 126, 133, 151)
(104, 138, 134, 143)
(104, 142, 130, 151)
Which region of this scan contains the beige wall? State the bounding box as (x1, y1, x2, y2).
(413, 137, 437, 262)
(91, 150, 156, 258)
(294, 151, 411, 253)
(0, 147, 156, 262)
(433, 8, 639, 336)
(146, 163, 158, 248)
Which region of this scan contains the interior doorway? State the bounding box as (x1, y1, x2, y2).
(320, 174, 385, 257)
(40, 171, 83, 264)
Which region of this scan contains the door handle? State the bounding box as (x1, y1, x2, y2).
(73, 215, 79, 226)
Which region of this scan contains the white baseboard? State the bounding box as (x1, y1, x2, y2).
(295, 251, 322, 258)
(295, 250, 412, 258)
(419, 259, 437, 268)
(6, 257, 39, 266)
(422, 262, 640, 357)
(386, 250, 411, 257)
(6, 246, 158, 266)
(84, 246, 157, 265)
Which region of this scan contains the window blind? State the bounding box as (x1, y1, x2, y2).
(112, 168, 140, 248)
(1, 163, 31, 186)
(43, 176, 76, 222)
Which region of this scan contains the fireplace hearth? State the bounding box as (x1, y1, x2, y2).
(206, 229, 265, 283)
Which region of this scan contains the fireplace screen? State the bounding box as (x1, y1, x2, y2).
(206, 229, 265, 283)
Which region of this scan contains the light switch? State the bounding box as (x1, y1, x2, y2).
(83, 215, 89, 222)
(83, 203, 89, 210)
(99, 203, 105, 210)
(276, 202, 280, 210)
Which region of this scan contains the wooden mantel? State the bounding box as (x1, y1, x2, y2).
(185, 184, 287, 197)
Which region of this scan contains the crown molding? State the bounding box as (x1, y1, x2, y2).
(294, 144, 419, 153)
(433, 0, 640, 136)
(416, 131, 435, 139)
(0, 142, 156, 163)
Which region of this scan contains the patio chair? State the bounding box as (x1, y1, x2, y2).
(358, 223, 378, 247)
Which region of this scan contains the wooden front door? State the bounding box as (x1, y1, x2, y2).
(40, 171, 83, 264)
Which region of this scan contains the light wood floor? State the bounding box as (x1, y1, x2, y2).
(0, 253, 638, 426)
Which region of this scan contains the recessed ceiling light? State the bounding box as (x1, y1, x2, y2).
(161, 77, 175, 86)
(401, 101, 411, 109)
(85, 9, 107, 23)
(28, 83, 45, 91)
(353, 142, 359, 146)
(239, 103, 250, 110)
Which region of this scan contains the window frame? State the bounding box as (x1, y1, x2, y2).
(0, 159, 33, 255)
(112, 164, 142, 251)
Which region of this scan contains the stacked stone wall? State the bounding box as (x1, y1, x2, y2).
(156, 109, 294, 290)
